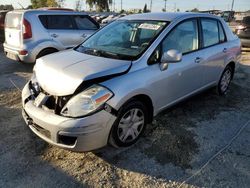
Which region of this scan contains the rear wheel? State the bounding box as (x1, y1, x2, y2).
(109, 100, 148, 147)
(217, 66, 233, 95)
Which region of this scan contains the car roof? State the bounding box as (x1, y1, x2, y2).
(120, 12, 217, 22)
(8, 9, 88, 15)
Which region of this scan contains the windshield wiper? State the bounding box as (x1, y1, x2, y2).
(78, 47, 134, 60)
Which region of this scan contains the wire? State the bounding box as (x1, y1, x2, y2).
(9, 78, 22, 93)
(178, 119, 250, 188)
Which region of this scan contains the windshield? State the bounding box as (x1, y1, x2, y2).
(75, 20, 168, 60)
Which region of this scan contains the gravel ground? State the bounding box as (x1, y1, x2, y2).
(0, 45, 250, 188)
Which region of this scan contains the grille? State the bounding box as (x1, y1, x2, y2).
(31, 123, 51, 139)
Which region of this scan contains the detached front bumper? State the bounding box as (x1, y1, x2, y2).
(22, 82, 116, 151)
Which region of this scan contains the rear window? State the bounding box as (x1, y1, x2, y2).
(5, 13, 22, 29)
(242, 16, 250, 24)
(39, 15, 75, 30)
(73, 15, 98, 30)
(39, 15, 99, 30)
(47, 15, 74, 29)
(201, 19, 219, 47)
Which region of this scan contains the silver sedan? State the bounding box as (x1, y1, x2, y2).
(22, 12, 241, 151)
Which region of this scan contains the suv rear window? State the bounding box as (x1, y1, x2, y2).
(5, 13, 22, 29)
(39, 15, 75, 29)
(39, 15, 98, 30)
(50, 15, 74, 29)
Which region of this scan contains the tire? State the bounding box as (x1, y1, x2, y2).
(36, 48, 58, 59)
(217, 66, 233, 95)
(109, 100, 148, 147)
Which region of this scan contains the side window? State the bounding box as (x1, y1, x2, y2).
(201, 19, 219, 47)
(218, 21, 226, 43)
(39, 15, 48, 29)
(47, 15, 75, 30)
(161, 20, 199, 54)
(73, 15, 98, 30)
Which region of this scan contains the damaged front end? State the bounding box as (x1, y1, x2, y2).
(21, 74, 118, 151)
(23, 74, 73, 116)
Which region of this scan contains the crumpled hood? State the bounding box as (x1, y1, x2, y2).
(34, 49, 131, 96)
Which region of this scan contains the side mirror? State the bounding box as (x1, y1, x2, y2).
(160, 49, 182, 71)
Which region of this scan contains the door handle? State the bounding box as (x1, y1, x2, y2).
(195, 57, 202, 63)
(51, 33, 58, 38)
(223, 48, 227, 53)
(81, 34, 88, 38)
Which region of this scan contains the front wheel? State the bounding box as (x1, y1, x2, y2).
(109, 100, 148, 147)
(217, 66, 233, 95)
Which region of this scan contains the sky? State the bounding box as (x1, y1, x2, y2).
(1, 0, 250, 12)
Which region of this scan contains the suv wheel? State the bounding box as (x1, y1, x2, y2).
(109, 100, 148, 147)
(217, 66, 233, 95)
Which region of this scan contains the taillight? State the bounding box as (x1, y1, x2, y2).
(23, 19, 32, 39)
(19, 50, 28, 55)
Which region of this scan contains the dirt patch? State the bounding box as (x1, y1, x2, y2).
(0, 49, 250, 187)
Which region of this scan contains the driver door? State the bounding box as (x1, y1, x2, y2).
(150, 19, 206, 110)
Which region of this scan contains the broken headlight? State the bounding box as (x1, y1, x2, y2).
(60, 85, 113, 117)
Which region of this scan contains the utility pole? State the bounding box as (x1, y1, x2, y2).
(231, 0, 235, 11)
(121, 0, 123, 12)
(150, 0, 152, 12)
(114, 0, 116, 12)
(164, 0, 167, 12)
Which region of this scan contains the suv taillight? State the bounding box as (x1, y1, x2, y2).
(23, 19, 32, 39)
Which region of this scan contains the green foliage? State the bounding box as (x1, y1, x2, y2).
(0, 4, 14, 10)
(190, 8, 199, 12)
(31, 0, 61, 9)
(143, 3, 150, 13)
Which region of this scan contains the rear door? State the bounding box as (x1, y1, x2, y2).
(4, 12, 22, 47)
(41, 15, 80, 48)
(200, 18, 228, 84)
(72, 15, 99, 42)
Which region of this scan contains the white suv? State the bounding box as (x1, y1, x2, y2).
(4, 9, 99, 63)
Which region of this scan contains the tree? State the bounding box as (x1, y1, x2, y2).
(143, 4, 147, 13)
(177, 8, 180, 12)
(30, 0, 61, 9)
(143, 3, 150, 13)
(26, 5, 33, 9)
(190, 8, 199, 12)
(75, 0, 82, 11)
(47, 0, 58, 7)
(0, 4, 14, 10)
(86, 0, 112, 12)
(57, 0, 65, 8)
